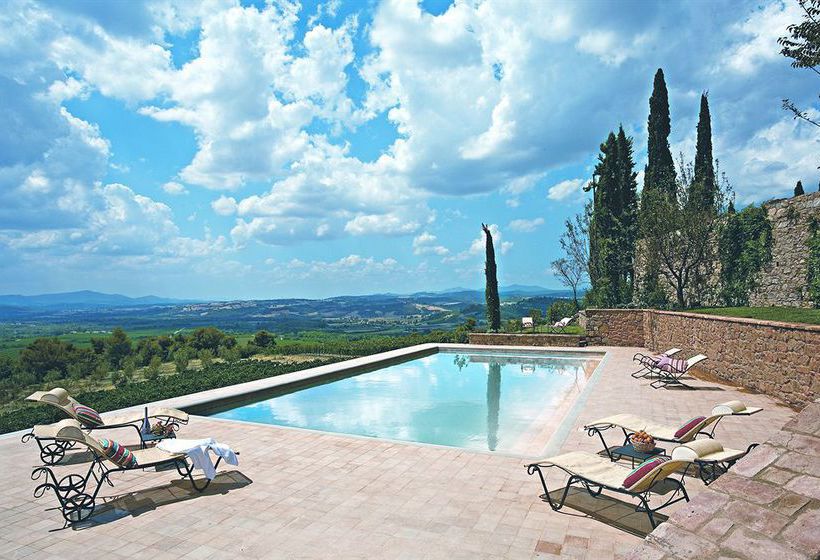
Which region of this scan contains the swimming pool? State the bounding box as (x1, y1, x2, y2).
(210, 349, 601, 454)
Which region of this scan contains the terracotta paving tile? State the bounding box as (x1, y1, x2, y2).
(0, 346, 795, 559)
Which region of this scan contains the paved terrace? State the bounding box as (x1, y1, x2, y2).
(0, 347, 796, 559)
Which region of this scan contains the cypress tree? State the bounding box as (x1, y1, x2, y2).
(638, 69, 675, 307)
(587, 133, 618, 306)
(795, 181, 805, 196)
(482, 224, 501, 331)
(642, 68, 676, 209)
(615, 126, 639, 300)
(693, 93, 716, 210)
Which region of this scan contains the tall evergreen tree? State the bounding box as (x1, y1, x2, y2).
(693, 93, 716, 210)
(587, 128, 638, 306)
(795, 180, 805, 196)
(482, 224, 501, 331)
(615, 126, 639, 296)
(638, 69, 675, 307)
(642, 68, 676, 208)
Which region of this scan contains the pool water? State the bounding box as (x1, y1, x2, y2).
(211, 350, 600, 453)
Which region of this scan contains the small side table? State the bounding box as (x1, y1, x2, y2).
(609, 443, 666, 467)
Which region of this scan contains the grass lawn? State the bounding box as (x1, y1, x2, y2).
(687, 306, 820, 325)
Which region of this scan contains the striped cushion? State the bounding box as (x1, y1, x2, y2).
(657, 357, 686, 373)
(98, 438, 138, 468)
(72, 404, 103, 427)
(675, 416, 706, 439)
(623, 457, 668, 490)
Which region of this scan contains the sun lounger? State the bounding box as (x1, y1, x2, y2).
(648, 354, 708, 388)
(23, 387, 188, 465)
(551, 314, 577, 333)
(30, 419, 238, 525)
(525, 451, 691, 528)
(631, 348, 681, 378)
(671, 439, 758, 485)
(584, 400, 762, 459)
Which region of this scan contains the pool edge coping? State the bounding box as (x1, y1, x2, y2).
(0, 343, 609, 442)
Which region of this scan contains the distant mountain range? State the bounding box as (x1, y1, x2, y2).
(0, 290, 194, 308)
(0, 286, 572, 309)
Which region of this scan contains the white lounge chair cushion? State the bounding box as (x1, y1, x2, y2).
(711, 400, 762, 416)
(671, 439, 746, 463)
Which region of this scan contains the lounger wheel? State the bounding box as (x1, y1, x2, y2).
(56, 474, 88, 497)
(40, 443, 66, 465)
(61, 493, 95, 523)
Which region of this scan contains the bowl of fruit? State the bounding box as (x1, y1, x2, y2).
(629, 431, 656, 453)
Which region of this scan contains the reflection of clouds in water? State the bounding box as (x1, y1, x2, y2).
(216, 352, 592, 452)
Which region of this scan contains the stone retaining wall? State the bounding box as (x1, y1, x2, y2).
(628, 401, 820, 560)
(467, 333, 584, 347)
(581, 309, 820, 408)
(749, 192, 820, 308)
(580, 309, 646, 346)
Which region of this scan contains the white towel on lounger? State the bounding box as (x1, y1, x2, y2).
(157, 437, 238, 480)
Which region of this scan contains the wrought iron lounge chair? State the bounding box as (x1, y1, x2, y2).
(23, 387, 188, 465)
(671, 439, 758, 485)
(630, 348, 682, 378)
(584, 400, 762, 460)
(30, 420, 236, 525)
(648, 354, 708, 389)
(525, 451, 692, 528)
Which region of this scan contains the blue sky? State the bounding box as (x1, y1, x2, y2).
(0, 0, 817, 299)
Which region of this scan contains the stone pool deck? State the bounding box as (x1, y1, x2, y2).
(0, 346, 797, 559)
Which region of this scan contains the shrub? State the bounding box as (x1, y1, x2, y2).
(548, 299, 577, 323)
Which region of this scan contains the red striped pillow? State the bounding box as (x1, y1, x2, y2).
(623, 457, 668, 490)
(99, 438, 138, 468)
(73, 404, 103, 427)
(674, 416, 706, 439)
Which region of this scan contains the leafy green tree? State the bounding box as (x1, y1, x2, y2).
(106, 327, 132, 368)
(453, 318, 477, 343)
(552, 214, 589, 308)
(779, 1, 820, 128)
(482, 224, 501, 332)
(253, 330, 275, 348)
(641, 160, 728, 307)
(692, 93, 716, 210)
(0, 355, 17, 381)
(548, 299, 577, 323)
(795, 180, 805, 196)
(219, 345, 239, 364)
(189, 327, 227, 352)
(199, 349, 214, 368)
(145, 356, 163, 381)
(19, 338, 76, 380)
(173, 349, 191, 373)
(719, 204, 773, 305)
(122, 356, 136, 381)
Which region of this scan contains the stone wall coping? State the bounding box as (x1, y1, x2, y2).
(584, 308, 820, 333)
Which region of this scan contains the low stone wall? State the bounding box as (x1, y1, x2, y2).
(580, 308, 646, 346)
(467, 333, 584, 347)
(581, 309, 820, 408)
(629, 401, 820, 560)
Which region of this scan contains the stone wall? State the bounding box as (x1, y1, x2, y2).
(581, 309, 820, 408)
(749, 192, 820, 308)
(629, 401, 820, 560)
(467, 333, 583, 347)
(580, 308, 646, 346)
